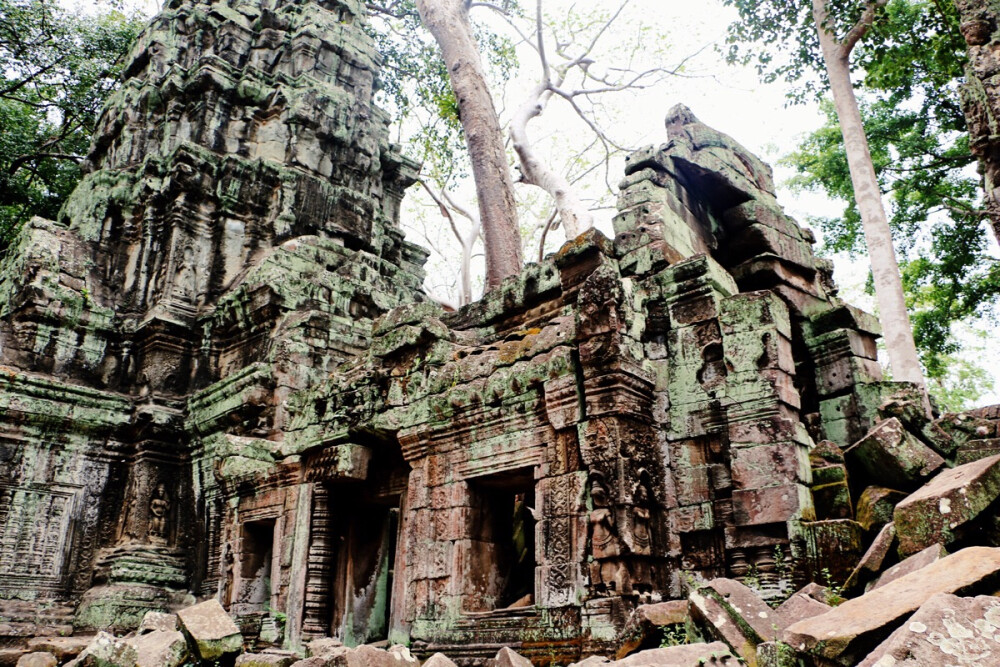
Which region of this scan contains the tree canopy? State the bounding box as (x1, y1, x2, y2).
(0, 0, 145, 251)
(775, 1, 1000, 380)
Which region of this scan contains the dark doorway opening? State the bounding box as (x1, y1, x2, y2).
(465, 467, 537, 611)
(327, 490, 401, 645)
(237, 519, 276, 613)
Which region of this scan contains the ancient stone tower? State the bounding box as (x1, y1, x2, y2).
(0, 0, 424, 639)
(1, 0, 905, 663)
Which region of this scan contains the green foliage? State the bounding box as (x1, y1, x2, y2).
(0, 0, 145, 250)
(926, 331, 998, 411)
(658, 623, 688, 648)
(820, 567, 845, 605)
(780, 3, 1000, 379)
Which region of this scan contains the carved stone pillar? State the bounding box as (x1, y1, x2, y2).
(301, 484, 334, 638)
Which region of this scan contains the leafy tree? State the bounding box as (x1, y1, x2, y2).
(0, 0, 145, 251)
(780, 1, 999, 381)
(724, 0, 950, 407)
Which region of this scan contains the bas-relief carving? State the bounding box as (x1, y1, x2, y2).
(587, 473, 626, 596)
(148, 482, 171, 544)
(0, 484, 79, 582)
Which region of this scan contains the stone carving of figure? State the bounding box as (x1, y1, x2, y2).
(148, 482, 171, 543)
(174, 245, 196, 300)
(588, 474, 626, 595)
(222, 541, 235, 608)
(631, 471, 653, 557)
(118, 475, 140, 541)
(630, 470, 654, 598)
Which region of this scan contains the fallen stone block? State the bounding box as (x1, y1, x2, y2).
(894, 454, 1000, 556)
(933, 412, 996, 453)
(613, 642, 737, 666)
(869, 543, 947, 591)
(772, 585, 831, 628)
(315, 645, 419, 667)
(24, 637, 90, 663)
(136, 611, 178, 634)
(421, 654, 458, 667)
(307, 638, 344, 658)
(801, 518, 864, 588)
(855, 486, 906, 532)
(15, 654, 56, 667)
(491, 647, 533, 667)
(843, 522, 897, 593)
(289, 659, 326, 667)
(844, 418, 944, 490)
(689, 578, 781, 664)
(616, 600, 690, 658)
(783, 546, 1000, 665)
(66, 632, 138, 667)
(386, 646, 420, 665)
(955, 438, 1000, 465)
(809, 457, 853, 520)
(566, 657, 611, 667)
(176, 599, 242, 661)
(127, 630, 188, 667)
(788, 582, 838, 606)
(857, 593, 1000, 666)
(236, 652, 296, 667)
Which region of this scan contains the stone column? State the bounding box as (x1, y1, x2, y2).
(301, 484, 334, 639)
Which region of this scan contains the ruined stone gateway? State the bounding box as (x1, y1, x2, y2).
(0, 0, 971, 664)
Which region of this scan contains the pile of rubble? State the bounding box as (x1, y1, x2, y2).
(612, 397, 1000, 666)
(0, 599, 738, 666)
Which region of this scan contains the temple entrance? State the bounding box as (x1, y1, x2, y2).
(234, 518, 276, 614)
(327, 489, 401, 645)
(463, 467, 537, 612)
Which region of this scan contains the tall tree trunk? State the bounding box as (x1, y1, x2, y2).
(812, 0, 928, 404)
(415, 0, 523, 288)
(954, 0, 1000, 246)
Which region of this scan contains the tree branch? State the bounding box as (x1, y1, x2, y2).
(7, 152, 84, 176)
(839, 0, 889, 58)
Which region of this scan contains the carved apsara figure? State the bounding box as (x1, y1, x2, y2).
(173, 245, 196, 300)
(148, 482, 171, 543)
(588, 473, 626, 594)
(118, 475, 140, 541)
(222, 541, 235, 608)
(629, 470, 655, 597)
(630, 471, 653, 556)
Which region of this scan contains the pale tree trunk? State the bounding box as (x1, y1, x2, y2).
(511, 86, 589, 240)
(509, 0, 591, 241)
(811, 0, 929, 409)
(415, 0, 523, 288)
(420, 180, 480, 307)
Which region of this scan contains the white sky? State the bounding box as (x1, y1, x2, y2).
(88, 0, 1000, 405)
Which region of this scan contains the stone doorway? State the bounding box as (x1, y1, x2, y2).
(234, 518, 277, 615)
(463, 467, 537, 612)
(328, 490, 401, 645)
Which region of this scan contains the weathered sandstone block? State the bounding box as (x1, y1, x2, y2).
(176, 600, 242, 661)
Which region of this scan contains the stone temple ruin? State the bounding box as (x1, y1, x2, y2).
(3, 1, 1000, 666)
